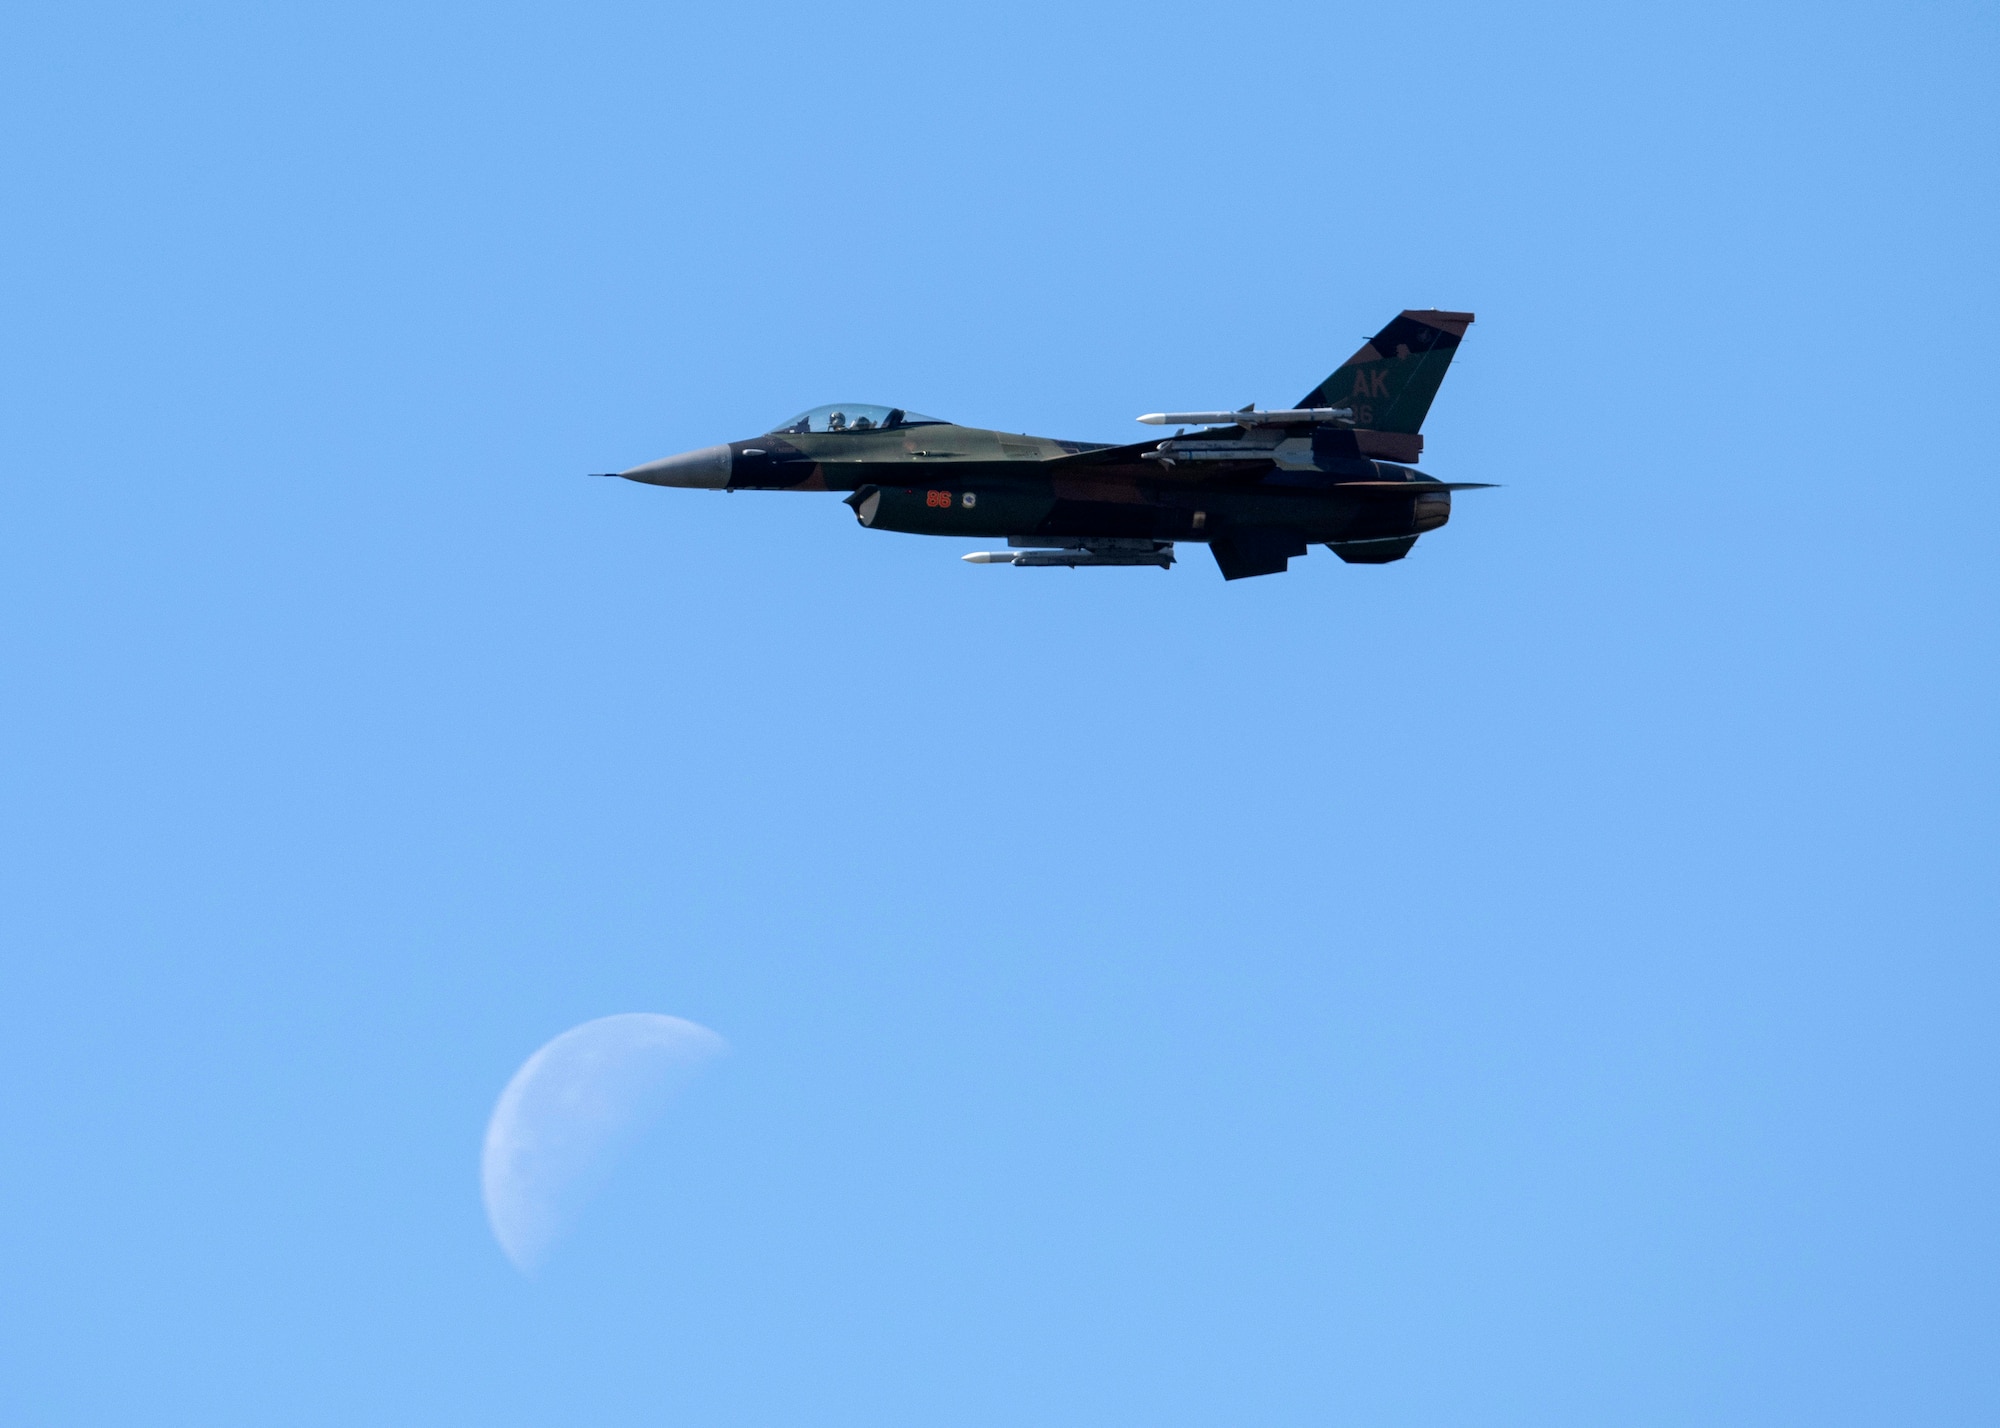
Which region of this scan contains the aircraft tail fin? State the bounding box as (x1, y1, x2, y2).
(1297, 310, 1474, 435)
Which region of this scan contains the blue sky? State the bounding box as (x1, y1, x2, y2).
(2, 1, 1996, 1423)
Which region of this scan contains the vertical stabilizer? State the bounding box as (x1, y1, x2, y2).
(1297, 310, 1474, 434)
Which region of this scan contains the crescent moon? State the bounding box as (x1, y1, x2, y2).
(481, 1013, 727, 1273)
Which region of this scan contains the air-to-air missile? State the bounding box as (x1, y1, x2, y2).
(598, 310, 1489, 580)
(962, 538, 1175, 568)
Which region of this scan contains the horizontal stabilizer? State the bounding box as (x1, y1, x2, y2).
(1329, 536, 1420, 564)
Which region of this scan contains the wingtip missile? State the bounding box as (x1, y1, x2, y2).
(1138, 407, 1354, 426)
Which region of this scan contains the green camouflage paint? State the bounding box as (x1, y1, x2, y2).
(611, 310, 1485, 579)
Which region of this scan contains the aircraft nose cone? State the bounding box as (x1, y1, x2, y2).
(618, 443, 733, 489)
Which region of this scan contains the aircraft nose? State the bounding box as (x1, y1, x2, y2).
(617, 443, 733, 489)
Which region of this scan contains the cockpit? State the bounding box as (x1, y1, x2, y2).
(768, 403, 947, 435)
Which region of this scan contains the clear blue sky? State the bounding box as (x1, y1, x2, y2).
(2, 2, 1996, 1424)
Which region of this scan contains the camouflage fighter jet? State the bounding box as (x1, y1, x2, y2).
(602, 309, 1487, 580)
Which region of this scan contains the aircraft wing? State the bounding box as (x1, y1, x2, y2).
(1047, 438, 1174, 467)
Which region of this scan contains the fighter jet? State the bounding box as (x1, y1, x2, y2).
(602, 309, 1487, 580)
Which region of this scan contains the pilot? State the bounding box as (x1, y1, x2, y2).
(828, 411, 846, 431)
(851, 415, 874, 430)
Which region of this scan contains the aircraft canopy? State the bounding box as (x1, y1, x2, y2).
(769, 404, 946, 435)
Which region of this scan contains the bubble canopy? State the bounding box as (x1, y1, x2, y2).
(768, 403, 946, 435)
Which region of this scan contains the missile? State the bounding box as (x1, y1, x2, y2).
(1136, 407, 1353, 427)
(965, 541, 1174, 569)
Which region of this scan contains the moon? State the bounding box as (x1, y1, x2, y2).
(481, 1012, 727, 1273)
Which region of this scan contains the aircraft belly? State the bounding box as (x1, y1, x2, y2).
(843, 460, 1449, 550)
(846, 478, 1056, 536)
(1039, 500, 1167, 540)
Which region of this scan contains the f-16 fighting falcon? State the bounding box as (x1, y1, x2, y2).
(601, 309, 1488, 580)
